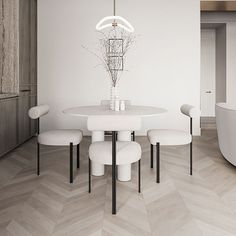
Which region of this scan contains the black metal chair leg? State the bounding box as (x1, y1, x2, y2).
(112, 131, 116, 215)
(151, 144, 153, 168)
(88, 157, 91, 193)
(190, 117, 193, 175)
(138, 159, 141, 193)
(77, 144, 80, 169)
(132, 131, 135, 141)
(70, 143, 73, 183)
(156, 143, 160, 183)
(37, 142, 40, 176)
(190, 142, 193, 175)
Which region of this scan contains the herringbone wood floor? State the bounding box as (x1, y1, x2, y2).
(1, 130, 236, 236)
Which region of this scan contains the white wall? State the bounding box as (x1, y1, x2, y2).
(38, 0, 200, 135)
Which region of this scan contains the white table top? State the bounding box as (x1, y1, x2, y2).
(63, 105, 167, 117)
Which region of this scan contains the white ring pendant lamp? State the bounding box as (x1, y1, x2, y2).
(96, 0, 134, 33)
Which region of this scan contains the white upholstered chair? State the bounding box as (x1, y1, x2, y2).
(87, 116, 142, 214)
(100, 100, 135, 141)
(147, 104, 200, 183)
(28, 105, 83, 183)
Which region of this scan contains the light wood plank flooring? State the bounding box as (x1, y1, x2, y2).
(0, 130, 236, 236)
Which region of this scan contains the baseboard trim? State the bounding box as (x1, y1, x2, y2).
(201, 116, 216, 129)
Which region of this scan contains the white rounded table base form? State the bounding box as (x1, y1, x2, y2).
(118, 164, 131, 181)
(92, 162, 105, 177)
(117, 131, 132, 181)
(92, 131, 105, 176)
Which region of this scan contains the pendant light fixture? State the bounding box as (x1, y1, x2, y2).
(96, 0, 134, 33)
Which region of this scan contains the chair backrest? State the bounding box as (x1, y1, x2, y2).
(100, 100, 131, 106)
(28, 105, 49, 119)
(216, 103, 236, 166)
(180, 104, 201, 118)
(87, 116, 141, 131)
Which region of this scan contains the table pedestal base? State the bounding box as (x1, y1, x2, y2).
(91, 131, 105, 176)
(92, 162, 105, 176)
(118, 164, 131, 181)
(117, 131, 132, 181)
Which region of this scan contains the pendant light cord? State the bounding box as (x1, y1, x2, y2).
(96, 0, 134, 32)
(112, 0, 117, 28)
(113, 0, 116, 16)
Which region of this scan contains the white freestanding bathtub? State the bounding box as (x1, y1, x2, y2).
(216, 103, 236, 166)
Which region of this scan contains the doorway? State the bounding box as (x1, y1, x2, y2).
(200, 23, 226, 129)
(201, 29, 216, 117)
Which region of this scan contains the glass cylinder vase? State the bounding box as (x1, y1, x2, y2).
(110, 85, 119, 110)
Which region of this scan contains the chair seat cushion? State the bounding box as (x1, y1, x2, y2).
(38, 129, 83, 146)
(147, 129, 192, 146)
(89, 141, 141, 165)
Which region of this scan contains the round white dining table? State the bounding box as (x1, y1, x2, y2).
(63, 105, 167, 181)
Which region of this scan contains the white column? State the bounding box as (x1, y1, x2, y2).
(117, 131, 132, 181)
(91, 131, 105, 176)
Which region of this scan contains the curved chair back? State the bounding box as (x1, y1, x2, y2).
(216, 103, 236, 166)
(101, 100, 131, 106)
(180, 104, 201, 118)
(180, 104, 200, 135)
(28, 105, 49, 119)
(87, 116, 141, 131)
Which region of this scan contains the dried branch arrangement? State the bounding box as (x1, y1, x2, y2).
(83, 29, 135, 87)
